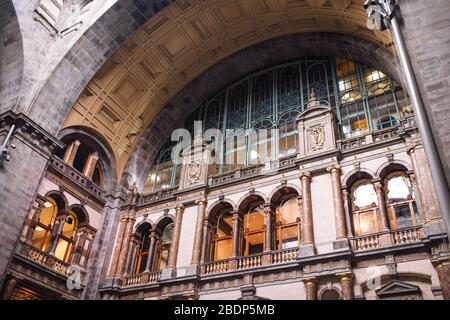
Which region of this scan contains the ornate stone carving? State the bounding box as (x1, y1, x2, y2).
(307, 124, 325, 151)
(187, 160, 201, 185)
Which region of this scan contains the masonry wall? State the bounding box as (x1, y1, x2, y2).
(399, 0, 450, 187)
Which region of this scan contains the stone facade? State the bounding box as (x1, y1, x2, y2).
(0, 1, 449, 300)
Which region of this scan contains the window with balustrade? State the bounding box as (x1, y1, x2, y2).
(274, 198, 300, 250)
(144, 57, 409, 182)
(241, 205, 266, 256)
(209, 208, 234, 262)
(385, 172, 420, 230)
(154, 224, 173, 271)
(31, 197, 59, 252)
(351, 179, 381, 236)
(30, 196, 81, 263)
(133, 228, 151, 274)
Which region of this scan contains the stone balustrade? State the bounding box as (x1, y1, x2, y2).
(123, 271, 161, 287)
(203, 260, 229, 275)
(271, 248, 299, 264)
(49, 156, 104, 198)
(392, 226, 422, 245)
(352, 234, 381, 251)
(237, 254, 263, 270)
(139, 187, 177, 206)
(17, 241, 86, 283)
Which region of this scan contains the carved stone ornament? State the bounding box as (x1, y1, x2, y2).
(307, 124, 325, 151)
(187, 159, 201, 185)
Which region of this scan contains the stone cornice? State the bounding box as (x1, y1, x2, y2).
(0, 111, 65, 158)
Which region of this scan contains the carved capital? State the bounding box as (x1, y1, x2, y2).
(195, 198, 208, 206)
(326, 164, 341, 173)
(299, 171, 312, 181)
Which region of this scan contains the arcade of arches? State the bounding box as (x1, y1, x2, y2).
(0, 0, 450, 300)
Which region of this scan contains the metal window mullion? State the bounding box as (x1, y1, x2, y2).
(357, 63, 373, 132)
(330, 57, 344, 138)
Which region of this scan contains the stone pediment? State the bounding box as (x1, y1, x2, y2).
(376, 280, 421, 298)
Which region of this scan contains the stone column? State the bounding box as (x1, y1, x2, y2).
(48, 213, 68, 255)
(303, 278, 318, 300)
(191, 198, 207, 266)
(339, 274, 354, 300)
(231, 210, 241, 258)
(263, 203, 273, 252)
(82, 152, 99, 178)
(342, 188, 354, 237)
(373, 180, 392, 246)
(327, 165, 349, 249)
(144, 231, 158, 273)
(108, 212, 129, 276)
(373, 180, 390, 231)
(167, 204, 185, 270)
(434, 262, 450, 300)
(22, 199, 45, 242)
(408, 146, 442, 225)
(63, 139, 81, 165)
(200, 219, 211, 264)
(115, 208, 137, 276)
(299, 171, 315, 257)
(0, 275, 17, 300)
(108, 184, 139, 277)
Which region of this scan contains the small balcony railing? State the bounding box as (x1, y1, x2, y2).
(16, 241, 86, 284)
(271, 247, 299, 264)
(123, 271, 161, 287)
(351, 226, 423, 251)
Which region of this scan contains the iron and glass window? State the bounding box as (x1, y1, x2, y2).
(274, 198, 300, 250)
(241, 206, 265, 256)
(209, 211, 234, 261)
(146, 57, 409, 184)
(351, 180, 381, 236)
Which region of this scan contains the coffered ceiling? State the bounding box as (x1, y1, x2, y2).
(62, 0, 393, 179)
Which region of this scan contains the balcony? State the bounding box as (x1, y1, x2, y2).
(350, 226, 423, 252)
(49, 156, 104, 199)
(123, 271, 161, 287)
(15, 240, 87, 285)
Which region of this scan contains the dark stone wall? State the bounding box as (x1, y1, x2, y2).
(0, 130, 48, 285)
(0, 0, 23, 114)
(399, 0, 450, 187)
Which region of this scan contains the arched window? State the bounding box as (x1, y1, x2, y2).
(241, 206, 265, 256)
(154, 224, 173, 271)
(133, 229, 151, 274)
(385, 173, 420, 229)
(209, 210, 233, 261)
(351, 180, 380, 236)
(31, 197, 58, 252)
(275, 198, 300, 250)
(54, 211, 78, 262)
(321, 289, 341, 300)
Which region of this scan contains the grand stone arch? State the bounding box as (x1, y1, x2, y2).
(123, 32, 404, 189)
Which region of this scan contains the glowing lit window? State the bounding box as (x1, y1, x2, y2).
(353, 183, 378, 208)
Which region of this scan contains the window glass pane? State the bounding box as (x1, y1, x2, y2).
(61, 213, 77, 238)
(359, 211, 378, 234)
(387, 176, 412, 200)
(217, 214, 233, 237)
(277, 198, 298, 224)
(31, 226, 49, 250)
(55, 238, 70, 261)
(243, 232, 264, 255)
(215, 239, 232, 260)
(395, 204, 414, 229)
(281, 226, 298, 249)
(39, 199, 57, 226)
(353, 183, 378, 208)
(244, 208, 265, 232)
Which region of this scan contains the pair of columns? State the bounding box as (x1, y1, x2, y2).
(63, 140, 99, 178)
(303, 274, 354, 300)
(299, 166, 350, 256)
